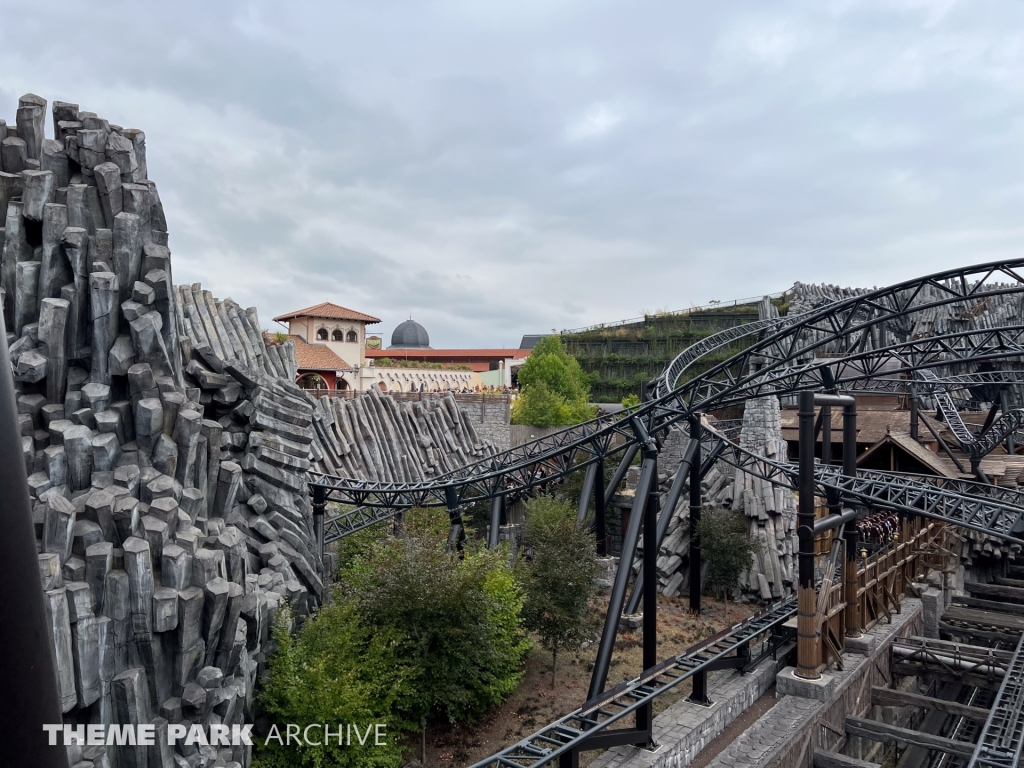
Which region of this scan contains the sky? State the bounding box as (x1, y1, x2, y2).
(0, 1, 1021, 348)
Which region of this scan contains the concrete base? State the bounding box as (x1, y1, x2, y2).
(707, 599, 923, 768)
(844, 633, 877, 656)
(620, 613, 643, 630)
(588, 642, 792, 768)
(775, 667, 838, 701)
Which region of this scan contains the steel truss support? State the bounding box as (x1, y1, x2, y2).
(797, 392, 819, 679)
(587, 418, 660, 703)
(576, 461, 599, 525)
(587, 455, 657, 701)
(595, 456, 607, 556)
(623, 437, 699, 616)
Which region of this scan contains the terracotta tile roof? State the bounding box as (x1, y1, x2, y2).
(365, 348, 531, 360)
(285, 335, 351, 372)
(273, 302, 381, 324)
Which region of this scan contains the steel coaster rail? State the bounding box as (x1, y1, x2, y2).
(306, 261, 1024, 764)
(311, 317, 1024, 510)
(323, 505, 399, 543)
(968, 632, 1024, 768)
(465, 597, 798, 768)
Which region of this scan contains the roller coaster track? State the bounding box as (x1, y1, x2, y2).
(312, 260, 1024, 512)
(465, 597, 799, 768)
(311, 260, 1024, 765)
(913, 367, 1024, 462)
(969, 632, 1024, 768)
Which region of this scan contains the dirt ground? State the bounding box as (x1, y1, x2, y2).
(419, 595, 758, 767)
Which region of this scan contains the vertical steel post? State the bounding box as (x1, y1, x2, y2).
(576, 461, 599, 525)
(624, 440, 698, 616)
(909, 386, 919, 442)
(841, 397, 863, 637)
(637, 442, 659, 743)
(797, 391, 820, 679)
(687, 415, 711, 705)
(312, 484, 326, 561)
(688, 416, 703, 615)
(821, 405, 832, 466)
(595, 456, 607, 556)
(0, 312, 70, 768)
(488, 494, 503, 549)
(587, 457, 657, 700)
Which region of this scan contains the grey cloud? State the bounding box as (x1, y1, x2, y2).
(0, 0, 1020, 348)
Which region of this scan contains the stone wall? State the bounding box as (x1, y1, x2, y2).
(309, 389, 500, 480)
(469, 394, 511, 451)
(706, 599, 923, 768)
(1, 93, 320, 768)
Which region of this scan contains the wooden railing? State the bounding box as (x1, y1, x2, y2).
(809, 515, 950, 673)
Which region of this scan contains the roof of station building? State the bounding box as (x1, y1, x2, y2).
(273, 302, 381, 324)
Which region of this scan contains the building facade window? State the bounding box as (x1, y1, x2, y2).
(316, 327, 328, 341)
(346, 330, 358, 343)
(332, 329, 343, 341)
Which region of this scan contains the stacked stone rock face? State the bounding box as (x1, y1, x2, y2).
(1, 94, 319, 768)
(638, 394, 798, 603)
(309, 387, 499, 480)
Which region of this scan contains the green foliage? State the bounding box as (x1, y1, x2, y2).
(512, 337, 596, 426)
(271, 331, 289, 345)
(254, 602, 409, 768)
(621, 393, 640, 408)
(695, 508, 760, 602)
(519, 496, 599, 685)
(343, 510, 529, 730)
(372, 358, 471, 371)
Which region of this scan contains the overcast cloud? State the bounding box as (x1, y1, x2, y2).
(0, 1, 1021, 347)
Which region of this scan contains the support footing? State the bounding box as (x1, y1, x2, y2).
(776, 666, 837, 701)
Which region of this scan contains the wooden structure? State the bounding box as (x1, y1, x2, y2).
(805, 517, 950, 674)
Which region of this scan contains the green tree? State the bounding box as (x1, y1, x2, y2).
(695, 508, 760, 603)
(519, 496, 599, 686)
(255, 601, 409, 768)
(512, 336, 596, 426)
(344, 510, 529, 761)
(621, 393, 640, 408)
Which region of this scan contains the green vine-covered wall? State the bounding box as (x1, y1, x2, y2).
(563, 305, 763, 403)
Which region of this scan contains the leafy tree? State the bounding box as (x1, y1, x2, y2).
(343, 510, 529, 761)
(695, 508, 760, 603)
(621, 393, 640, 408)
(255, 601, 409, 768)
(519, 496, 599, 686)
(512, 336, 596, 426)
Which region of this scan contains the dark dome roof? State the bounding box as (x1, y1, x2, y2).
(389, 319, 431, 349)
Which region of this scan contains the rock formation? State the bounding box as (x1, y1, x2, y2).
(1, 94, 322, 768)
(1, 93, 511, 768)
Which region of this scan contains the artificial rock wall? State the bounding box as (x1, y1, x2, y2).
(310, 388, 501, 481)
(1, 92, 509, 768)
(1, 93, 320, 768)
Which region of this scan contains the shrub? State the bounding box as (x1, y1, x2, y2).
(254, 602, 409, 768)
